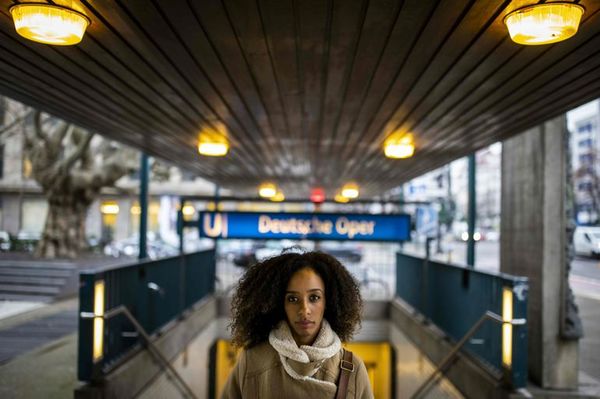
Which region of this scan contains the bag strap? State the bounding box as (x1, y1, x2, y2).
(336, 348, 354, 399)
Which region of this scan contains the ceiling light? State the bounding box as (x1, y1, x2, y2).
(182, 205, 195, 216)
(310, 188, 325, 204)
(10, 4, 90, 46)
(259, 183, 277, 198)
(198, 131, 229, 156)
(334, 193, 350, 203)
(341, 182, 359, 199)
(384, 132, 415, 159)
(504, 3, 584, 45)
(270, 191, 285, 202)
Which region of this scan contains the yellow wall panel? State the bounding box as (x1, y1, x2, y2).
(214, 340, 391, 399)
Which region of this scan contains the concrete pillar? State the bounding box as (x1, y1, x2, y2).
(501, 115, 579, 389)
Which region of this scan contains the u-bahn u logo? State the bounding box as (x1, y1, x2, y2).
(203, 213, 228, 238)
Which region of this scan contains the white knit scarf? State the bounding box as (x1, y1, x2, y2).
(268, 319, 341, 389)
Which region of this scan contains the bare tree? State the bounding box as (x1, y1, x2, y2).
(1, 98, 138, 258)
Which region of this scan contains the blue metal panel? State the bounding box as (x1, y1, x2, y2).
(77, 273, 96, 381)
(509, 279, 529, 387)
(77, 250, 216, 382)
(185, 250, 215, 307)
(396, 252, 529, 388)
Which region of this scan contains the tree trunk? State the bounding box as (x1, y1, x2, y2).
(35, 195, 91, 259)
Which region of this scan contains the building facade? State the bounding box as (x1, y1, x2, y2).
(567, 99, 600, 224)
(0, 132, 217, 248)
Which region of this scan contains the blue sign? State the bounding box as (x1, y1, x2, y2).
(198, 212, 411, 242)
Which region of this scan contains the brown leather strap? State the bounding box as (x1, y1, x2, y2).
(336, 349, 354, 399)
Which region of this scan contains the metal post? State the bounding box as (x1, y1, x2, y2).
(467, 153, 476, 267)
(213, 185, 220, 253)
(177, 199, 184, 254)
(399, 184, 405, 251)
(422, 237, 433, 323)
(139, 153, 149, 260)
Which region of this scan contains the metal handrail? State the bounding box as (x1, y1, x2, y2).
(81, 306, 199, 399)
(410, 310, 526, 399)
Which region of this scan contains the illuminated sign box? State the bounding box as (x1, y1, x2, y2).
(198, 212, 411, 242)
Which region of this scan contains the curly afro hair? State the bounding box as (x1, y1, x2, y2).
(229, 251, 363, 348)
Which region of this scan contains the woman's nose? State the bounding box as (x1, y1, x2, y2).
(298, 300, 310, 316)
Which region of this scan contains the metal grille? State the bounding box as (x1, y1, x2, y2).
(215, 239, 401, 300)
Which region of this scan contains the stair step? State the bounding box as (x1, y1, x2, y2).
(0, 261, 76, 270)
(0, 275, 66, 286)
(0, 294, 53, 302)
(0, 284, 61, 294)
(0, 268, 73, 278)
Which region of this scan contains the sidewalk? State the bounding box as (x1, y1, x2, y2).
(0, 297, 79, 399)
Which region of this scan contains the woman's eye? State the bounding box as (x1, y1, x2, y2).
(310, 295, 321, 302)
(286, 296, 298, 303)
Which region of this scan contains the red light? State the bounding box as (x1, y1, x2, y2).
(310, 188, 325, 203)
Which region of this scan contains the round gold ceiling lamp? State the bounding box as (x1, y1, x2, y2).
(258, 182, 277, 199)
(341, 182, 359, 199)
(504, 2, 584, 45)
(198, 133, 229, 157)
(384, 132, 415, 159)
(270, 190, 285, 202)
(334, 192, 350, 203)
(10, 3, 91, 46)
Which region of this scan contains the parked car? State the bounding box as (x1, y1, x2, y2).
(319, 241, 363, 263)
(574, 226, 600, 258)
(104, 235, 179, 259)
(0, 231, 11, 251)
(14, 231, 41, 252)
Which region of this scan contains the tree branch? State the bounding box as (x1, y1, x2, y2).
(33, 111, 48, 142)
(49, 121, 70, 150)
(0, 109, 33, 139)
(59, 128, 94, 172)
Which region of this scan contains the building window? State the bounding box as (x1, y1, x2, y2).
(100, 201, 119, 242)
(579, 154, 594, 164)
(22, 155, 32, 179)
(578, 138, 593, 148)
(21, 199, 48, 235)
(129, 201, 160, 234)
(578, 182, 593, 191)
(577, 122, 594, 134)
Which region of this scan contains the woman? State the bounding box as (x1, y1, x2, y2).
(221, 251, 374, 399)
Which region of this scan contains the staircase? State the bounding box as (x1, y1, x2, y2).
(0, 260, 79, 302)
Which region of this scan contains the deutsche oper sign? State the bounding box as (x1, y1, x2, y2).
(198, 212, 411, 242)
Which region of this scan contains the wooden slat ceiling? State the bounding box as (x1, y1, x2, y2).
(0, 0, 599, 199)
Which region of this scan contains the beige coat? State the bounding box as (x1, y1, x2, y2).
(221, 342, 374, 399)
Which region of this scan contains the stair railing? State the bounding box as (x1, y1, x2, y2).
(410, 310, 526, 399)
(80, 305, 199, 399)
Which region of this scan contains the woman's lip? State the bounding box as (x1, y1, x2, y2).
(296, 321, 314, 328)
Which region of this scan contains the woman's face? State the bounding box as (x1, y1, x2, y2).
(284, 267, 326, 346)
